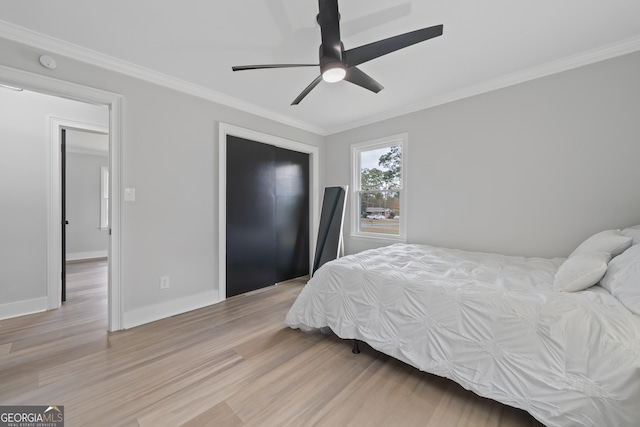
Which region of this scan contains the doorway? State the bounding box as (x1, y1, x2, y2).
(0, 65, 123, 331)
(61, 127, 110, 302)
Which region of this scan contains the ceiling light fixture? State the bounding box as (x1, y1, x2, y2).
(321, 63, 346, 83)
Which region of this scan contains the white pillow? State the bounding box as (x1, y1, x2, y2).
(554, 230, 631, 292)
(554, 252, 611, 292)
(622, 225, 640, 246)
(600, 244, 640, 316)
(570, 229, 632, 258)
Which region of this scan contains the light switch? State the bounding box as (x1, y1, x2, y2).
(124, 188, 136, 202)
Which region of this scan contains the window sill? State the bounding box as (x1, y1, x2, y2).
(350, 233, 407, 243)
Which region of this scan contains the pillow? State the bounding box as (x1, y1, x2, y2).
(600, 244, 640, 316)
(622, 225, 640, 246)
(554, 252, 611, 292)
(569, 229, 632, 258)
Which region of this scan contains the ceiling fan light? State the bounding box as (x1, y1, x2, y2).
(322, 65, 346, 83)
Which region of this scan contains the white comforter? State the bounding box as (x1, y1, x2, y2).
(286, 243, 640, 427)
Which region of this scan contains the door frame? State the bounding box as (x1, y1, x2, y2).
(218, 123, 319, 301)
(0, 64, 124, 331)
(52, 119, 110, 303)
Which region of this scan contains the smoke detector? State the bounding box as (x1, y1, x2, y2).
(39, 55, 58, 70)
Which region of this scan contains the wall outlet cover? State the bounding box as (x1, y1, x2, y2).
(160, 276, 170, 289)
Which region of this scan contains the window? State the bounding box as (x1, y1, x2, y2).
(351, 134, 407, 240)
(100, 166, 109, 230)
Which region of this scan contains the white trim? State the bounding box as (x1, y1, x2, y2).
(0, 64, 124, 331)
(66, 250, 108, 262)
(218, 123, 320, 301)
(350, 133, 408, 242)
(0, 19, 324, 136)
(0, 298, 48, 321)
(109, 97, 124, 332)
(123, 290, 218, 329)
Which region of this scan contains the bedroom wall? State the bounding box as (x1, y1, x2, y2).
(66, 150, 109, 260)
(325, 51, 640, 258)
(0, 37, 325, 326)
(0, 88, 108, 318)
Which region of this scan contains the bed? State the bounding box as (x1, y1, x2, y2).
(286, 227, 640, 427)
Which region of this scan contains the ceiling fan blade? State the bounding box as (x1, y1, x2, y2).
(344, 67, 384, 93)
(317, 0, 342, 63)
(232, 64, 318, 71)
(344, 24, 443, 68)
(291, 75, 323, 105)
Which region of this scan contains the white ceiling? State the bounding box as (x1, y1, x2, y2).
(1, 0, 639, 135)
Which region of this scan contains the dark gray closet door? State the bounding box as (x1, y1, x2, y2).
(275, 148, 310, 282)
(226, 136, 277, 297)
(226, 136, 309, 297)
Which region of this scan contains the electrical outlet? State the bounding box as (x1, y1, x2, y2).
(160, 276, 170, 290)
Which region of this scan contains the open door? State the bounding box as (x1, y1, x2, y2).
(61, 128, 67, 302)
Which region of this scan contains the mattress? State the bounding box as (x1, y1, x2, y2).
(286, 243, 640, 426)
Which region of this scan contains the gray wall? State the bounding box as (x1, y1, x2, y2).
(66, 151, 109, 260)
(326, 51, 640, 258)
(0, 36, 325, 325)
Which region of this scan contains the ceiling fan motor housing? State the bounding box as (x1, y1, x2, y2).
(319, 43, 346, 82)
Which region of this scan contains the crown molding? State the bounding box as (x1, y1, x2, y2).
(325, 34, 640, 135)
(2, 19, 639, 137)
(0, 20, 325, 136)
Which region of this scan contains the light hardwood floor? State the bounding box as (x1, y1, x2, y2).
(0, 260, 544, 427)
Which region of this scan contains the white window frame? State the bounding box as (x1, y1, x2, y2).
(100, 166, 109, 230)
(350, 133, 408, 242)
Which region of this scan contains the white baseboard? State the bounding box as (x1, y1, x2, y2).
(0, 297, 48, 321)
(66, 250, 108, 261)
(123, 290, 220, 329)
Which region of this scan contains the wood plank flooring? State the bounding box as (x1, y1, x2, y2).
(0, 260, 544, 426)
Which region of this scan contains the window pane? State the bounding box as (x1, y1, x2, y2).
(358, 191, 400, 235)
(359, 145, 401, 190)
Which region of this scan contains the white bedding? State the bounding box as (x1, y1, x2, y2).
(286, 243, 640, 427)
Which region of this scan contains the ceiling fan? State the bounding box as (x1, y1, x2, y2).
(232, 0, 443, 105)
